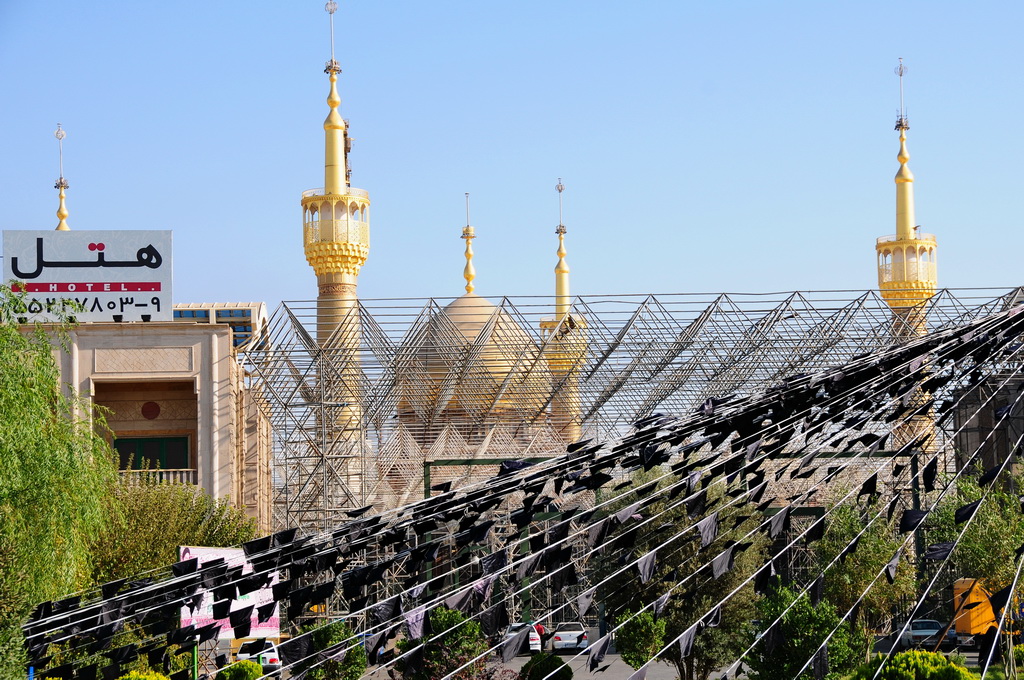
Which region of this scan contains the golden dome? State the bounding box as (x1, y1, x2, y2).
(401, 293, 551, 416)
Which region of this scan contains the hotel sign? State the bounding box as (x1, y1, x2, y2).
(3, 230, 172, 322)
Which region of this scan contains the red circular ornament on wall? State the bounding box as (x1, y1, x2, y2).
(141, 402, 161, 420)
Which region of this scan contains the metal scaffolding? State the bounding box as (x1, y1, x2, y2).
(241, 287, 1024, 532)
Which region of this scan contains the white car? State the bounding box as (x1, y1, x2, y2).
(550, 622, 588, 652)
(236, 640, 281, 675)
(503, 623, 542, 655)
(899, 620, 956, 650)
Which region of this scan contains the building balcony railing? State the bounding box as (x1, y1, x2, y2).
(302, 186, 369, 200)
(119, 469, 198, 485)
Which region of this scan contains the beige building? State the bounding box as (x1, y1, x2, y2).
(49, 303, 273, 532)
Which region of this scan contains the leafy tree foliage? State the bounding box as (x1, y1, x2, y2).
(396, 607, 489, 680)
(0, 286, 118, 675)
(927, 472, 1024, 592)
(297, 619, 368, 680)
(90, 477, 257, 584)
(615, 609, 665, 670)
(598, 471, 767, 680)
(815, 497, 916, 654)
(746, 585, 862, 680)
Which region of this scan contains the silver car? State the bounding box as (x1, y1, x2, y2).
(550, 622, 588, 653)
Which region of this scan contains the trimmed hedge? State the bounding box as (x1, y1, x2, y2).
(215, 660, 264, 680)
(520, 652, 572, 680)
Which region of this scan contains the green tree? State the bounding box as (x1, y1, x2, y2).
(90, 477, 257, 584)
(396, 607, 489, 680)
(927, 473, 1024, 592)
(296, 619, 368, 680)
(746, 585, 862, 680)
(0, 286, 118, 675)
(815, 497, 916, 657)
(615, 610, 665, 670)
(598, 471, 767, 680)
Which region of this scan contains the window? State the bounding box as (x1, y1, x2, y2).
(114, 436, 190, 470)
(174, 309, 210, 319)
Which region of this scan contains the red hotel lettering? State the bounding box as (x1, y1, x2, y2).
(17, 282, 162, 293)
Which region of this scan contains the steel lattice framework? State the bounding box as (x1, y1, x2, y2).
(241, 287, 1024, 533)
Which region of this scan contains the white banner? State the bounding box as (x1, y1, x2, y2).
(3, 230, 172, 322)
(179, 546, 280, 640)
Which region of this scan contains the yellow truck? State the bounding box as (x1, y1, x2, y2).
(952, 578, 998, 648)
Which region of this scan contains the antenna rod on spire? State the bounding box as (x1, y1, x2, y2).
(54, 124, 70, 230)
(55, 123, 66, 182)
(324, 1, 341, 74)
(894, 58, 909, 131)
(556, 178, 565, 233)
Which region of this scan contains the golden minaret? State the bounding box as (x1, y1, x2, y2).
(877, 60, 938, 459)
(301, 2, 369, 513)
(54, 124, 70, 231)
(876, 59, 937, 338)
(541, 179, 585, 442)
(302, 2, 370, 343)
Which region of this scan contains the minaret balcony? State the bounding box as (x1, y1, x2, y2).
(876, 233, 938, 287)
(302, 186, 369, 200)
(876, 232, 936, 246)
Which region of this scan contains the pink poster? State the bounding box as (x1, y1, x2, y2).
(179, 546, 280, 639)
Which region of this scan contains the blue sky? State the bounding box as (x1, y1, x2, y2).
(2, 2, 1021, 307)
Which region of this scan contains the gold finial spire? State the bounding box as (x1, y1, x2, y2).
(461, 193, 476, 293)
(323, 1, 347, 194)
(54, 124, 70, 231)
(554, 179, 570, 318)
(893, 58, 916, 241)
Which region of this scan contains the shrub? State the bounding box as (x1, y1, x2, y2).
(1014, 644, 1024, 669)
(520, 652, 572, 680)
(117, 673, 170, 680)
(615, 610, 665, 670)
(216, 660, 264, 680)
(296, 619, 368, 680)
(851, 650, 974, 680)
(395, 607, 489, 680)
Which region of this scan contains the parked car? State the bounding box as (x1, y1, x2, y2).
(899, 620, 957, 650)
(236, 639, 282, 674)
(550, 622, 588, 652)
(503, 623, 542, 655)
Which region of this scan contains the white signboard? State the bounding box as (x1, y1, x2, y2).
(3, 230, 172, 322)
(179, 546, 280, 640)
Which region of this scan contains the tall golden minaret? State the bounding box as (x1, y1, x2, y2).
(301, 2, 369, 514)
(302, 1, 370, 344)
(877, 60, 938, 462)
(876, 59, 937, 337)
(54, 124, 70, 231)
